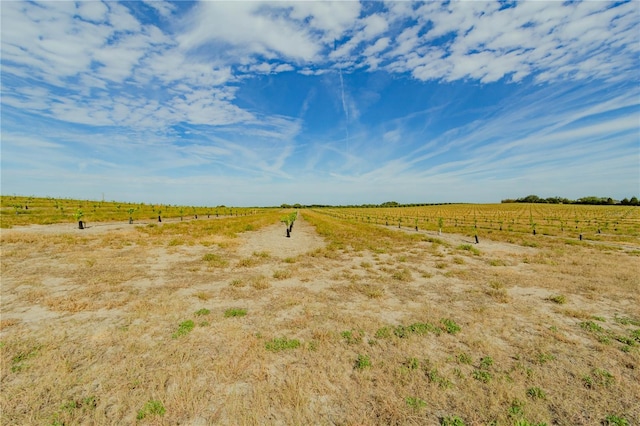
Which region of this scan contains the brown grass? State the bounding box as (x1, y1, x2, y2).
(1, 207, 639, 425)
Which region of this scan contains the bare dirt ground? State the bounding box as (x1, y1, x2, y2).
(1, 211, 639, 425)
(236, 214, 326, 258)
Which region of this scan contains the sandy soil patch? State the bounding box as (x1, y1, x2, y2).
(235, 213, 326, 258)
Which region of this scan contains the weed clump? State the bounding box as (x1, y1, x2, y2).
(265, 337, 300, 352)
(547, 294, 566, 304)
(441, 318, 461, 334)
(441, 416, 466, 426)
(224, 308, 247, 318)
(136, 399, 165, 420)
(171, 320, 194, 338)
(405, 396, 427, 410)
(354, 354, 372, 370)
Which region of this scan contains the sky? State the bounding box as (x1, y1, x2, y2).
(1, 1, 639, 207)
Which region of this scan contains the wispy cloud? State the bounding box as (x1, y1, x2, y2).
(1, 1, 638, 205)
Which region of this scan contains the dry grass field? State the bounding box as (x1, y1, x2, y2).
(1, 199, 639, 425)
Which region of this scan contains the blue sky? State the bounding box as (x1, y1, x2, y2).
(1, 1, 639, 206)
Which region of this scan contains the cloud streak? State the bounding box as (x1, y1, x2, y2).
(1, 1, 638, 205)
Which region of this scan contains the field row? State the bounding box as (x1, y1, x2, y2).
(313, 204, 640, 245)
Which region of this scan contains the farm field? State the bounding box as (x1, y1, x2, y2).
(1, 197, 639, 425)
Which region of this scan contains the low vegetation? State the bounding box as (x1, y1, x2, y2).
(0, 196, 638, 424)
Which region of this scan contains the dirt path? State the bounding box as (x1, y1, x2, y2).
(236, 213, 326, 258)
(386, 225, 538, 256)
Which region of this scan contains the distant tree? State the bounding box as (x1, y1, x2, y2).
(630, 196, 639, 206)
(519, 195, 541, 203)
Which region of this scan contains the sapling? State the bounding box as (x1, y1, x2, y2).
(75, 209, 84, 229)
(128, 208, 135, 224)
(438, 217, 444, 235)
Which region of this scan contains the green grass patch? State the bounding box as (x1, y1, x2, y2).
(579, 321, 603, 333)
(265, 337, 300, 352)
(441, 318, 461, 334)
(441, 416, 466, 426)
(136, 399, 166, 420)
(526, 387, 546, 400)
(405, 396, 427, 410)
(354, 354, 372, 370)
(457, 244, 480, 255)
(224, 308, 247, 318)
(171, 320, 194, 338)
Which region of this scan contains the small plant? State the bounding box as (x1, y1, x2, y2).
(74, 209, 84, 229)
(457, 244, 480, 255)
(194, 291, 212, 301)
(393, 325, 409, 338)
(11, 346, 40, 372)
(457, 353, 472, 364)
(591, 368, 614, 387)
(408, 322, 438, 335)
(614, 315, 640, 326)
(535, 352, 556, 364)
(172, 320, 194, 338)
(579, 321, 603, 333)
(527, 387, 546, 399)
(604, 415, 629, 426)
(375, 326, 391, 339)
(341, 330, 363, 345)
(229, 279, 244, 287)
(265, 337, 300, 352)
(404, 357, 420, 370)
(472, 369, 492, 383)
(194, 308, 210, 316)
(224, 308, 247, 318)
(250, 275, 270, 289)
(354, 354, 372, 370)
(391, 267, 412, 281)
(136, 399, 166, 420)
(202, 253, 228, 267)
(547, 294, 566, 304)
(426, 368, 452, 388)
(405, 396, 427, 410)
(441, 416, 466, 426)
(508, 399, 525, 417)
(479, 356, 493, 369)
(441, 318, 461, 334)
(272, 269, 292, 280)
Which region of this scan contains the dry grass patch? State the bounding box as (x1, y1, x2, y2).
(1, 206, 639, 425)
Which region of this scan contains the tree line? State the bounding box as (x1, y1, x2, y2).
(501, 195, 639, 206)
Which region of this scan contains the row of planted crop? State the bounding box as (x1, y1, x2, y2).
(312, 204, 640, 240)
(0, 195, 268, 228)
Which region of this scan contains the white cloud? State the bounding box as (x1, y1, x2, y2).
(177, 2, 322, 63)
(76, 1, 109, 22)
(141, 0, 176, 18)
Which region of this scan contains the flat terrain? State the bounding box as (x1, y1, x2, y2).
(1, 206, 639, 425)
